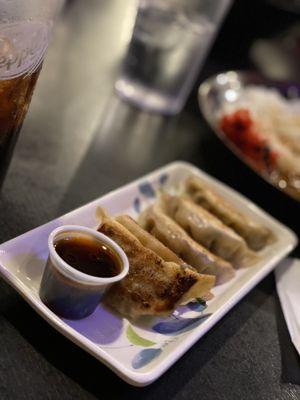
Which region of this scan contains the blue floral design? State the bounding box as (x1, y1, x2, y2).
(138, 182, 156, 199)
(129, 301, 211, 369)
(133, 197, 141, 214)
(152, 314, 211, 335)
(186, 301, 207, 312)
(132, 348, 162, 369)
(159, 173, 169, 186)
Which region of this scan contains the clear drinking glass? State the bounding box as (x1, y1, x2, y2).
(116, 0, 232, 115)
(0, 0, 62, 187)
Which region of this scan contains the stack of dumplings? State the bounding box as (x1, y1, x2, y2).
(97, 175, 275, 319)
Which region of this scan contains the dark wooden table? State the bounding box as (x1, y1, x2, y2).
(0, 0, 300, 398)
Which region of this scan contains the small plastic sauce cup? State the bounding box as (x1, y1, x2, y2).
(39, 225, 129, 319)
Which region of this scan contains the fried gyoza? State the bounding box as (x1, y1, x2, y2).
(97, 210, 215, 318)
(161, 194, 258, 268)
(115, 214, 214, 301)
(139, 204, 235, 285)
(185, 175, 274, 251)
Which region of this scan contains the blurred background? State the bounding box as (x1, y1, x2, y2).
(0, 0, 299, 398)
(4, 0, 299, 233)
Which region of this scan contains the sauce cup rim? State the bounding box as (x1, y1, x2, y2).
(48, 225, 129, 285)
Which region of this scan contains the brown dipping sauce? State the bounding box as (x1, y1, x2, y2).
(54, 236, 121, 278)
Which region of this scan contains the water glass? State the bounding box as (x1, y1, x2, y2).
(116, 0, 232, 115)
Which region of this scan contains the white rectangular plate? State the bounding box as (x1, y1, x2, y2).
(0, 161, 297, 386)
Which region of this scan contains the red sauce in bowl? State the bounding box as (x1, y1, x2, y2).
(219, 108, 278, 172)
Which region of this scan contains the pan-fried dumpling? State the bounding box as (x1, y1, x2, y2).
(161, 194, 257, 268)
(97, 210, 215, 318)
(115, 215, 185, 266)
(185, 175, 275, 251)
(139, 204, 235, 285)
(115, 214, 214, 301)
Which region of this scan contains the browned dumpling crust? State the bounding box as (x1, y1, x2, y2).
(97, 211, 215, 319)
